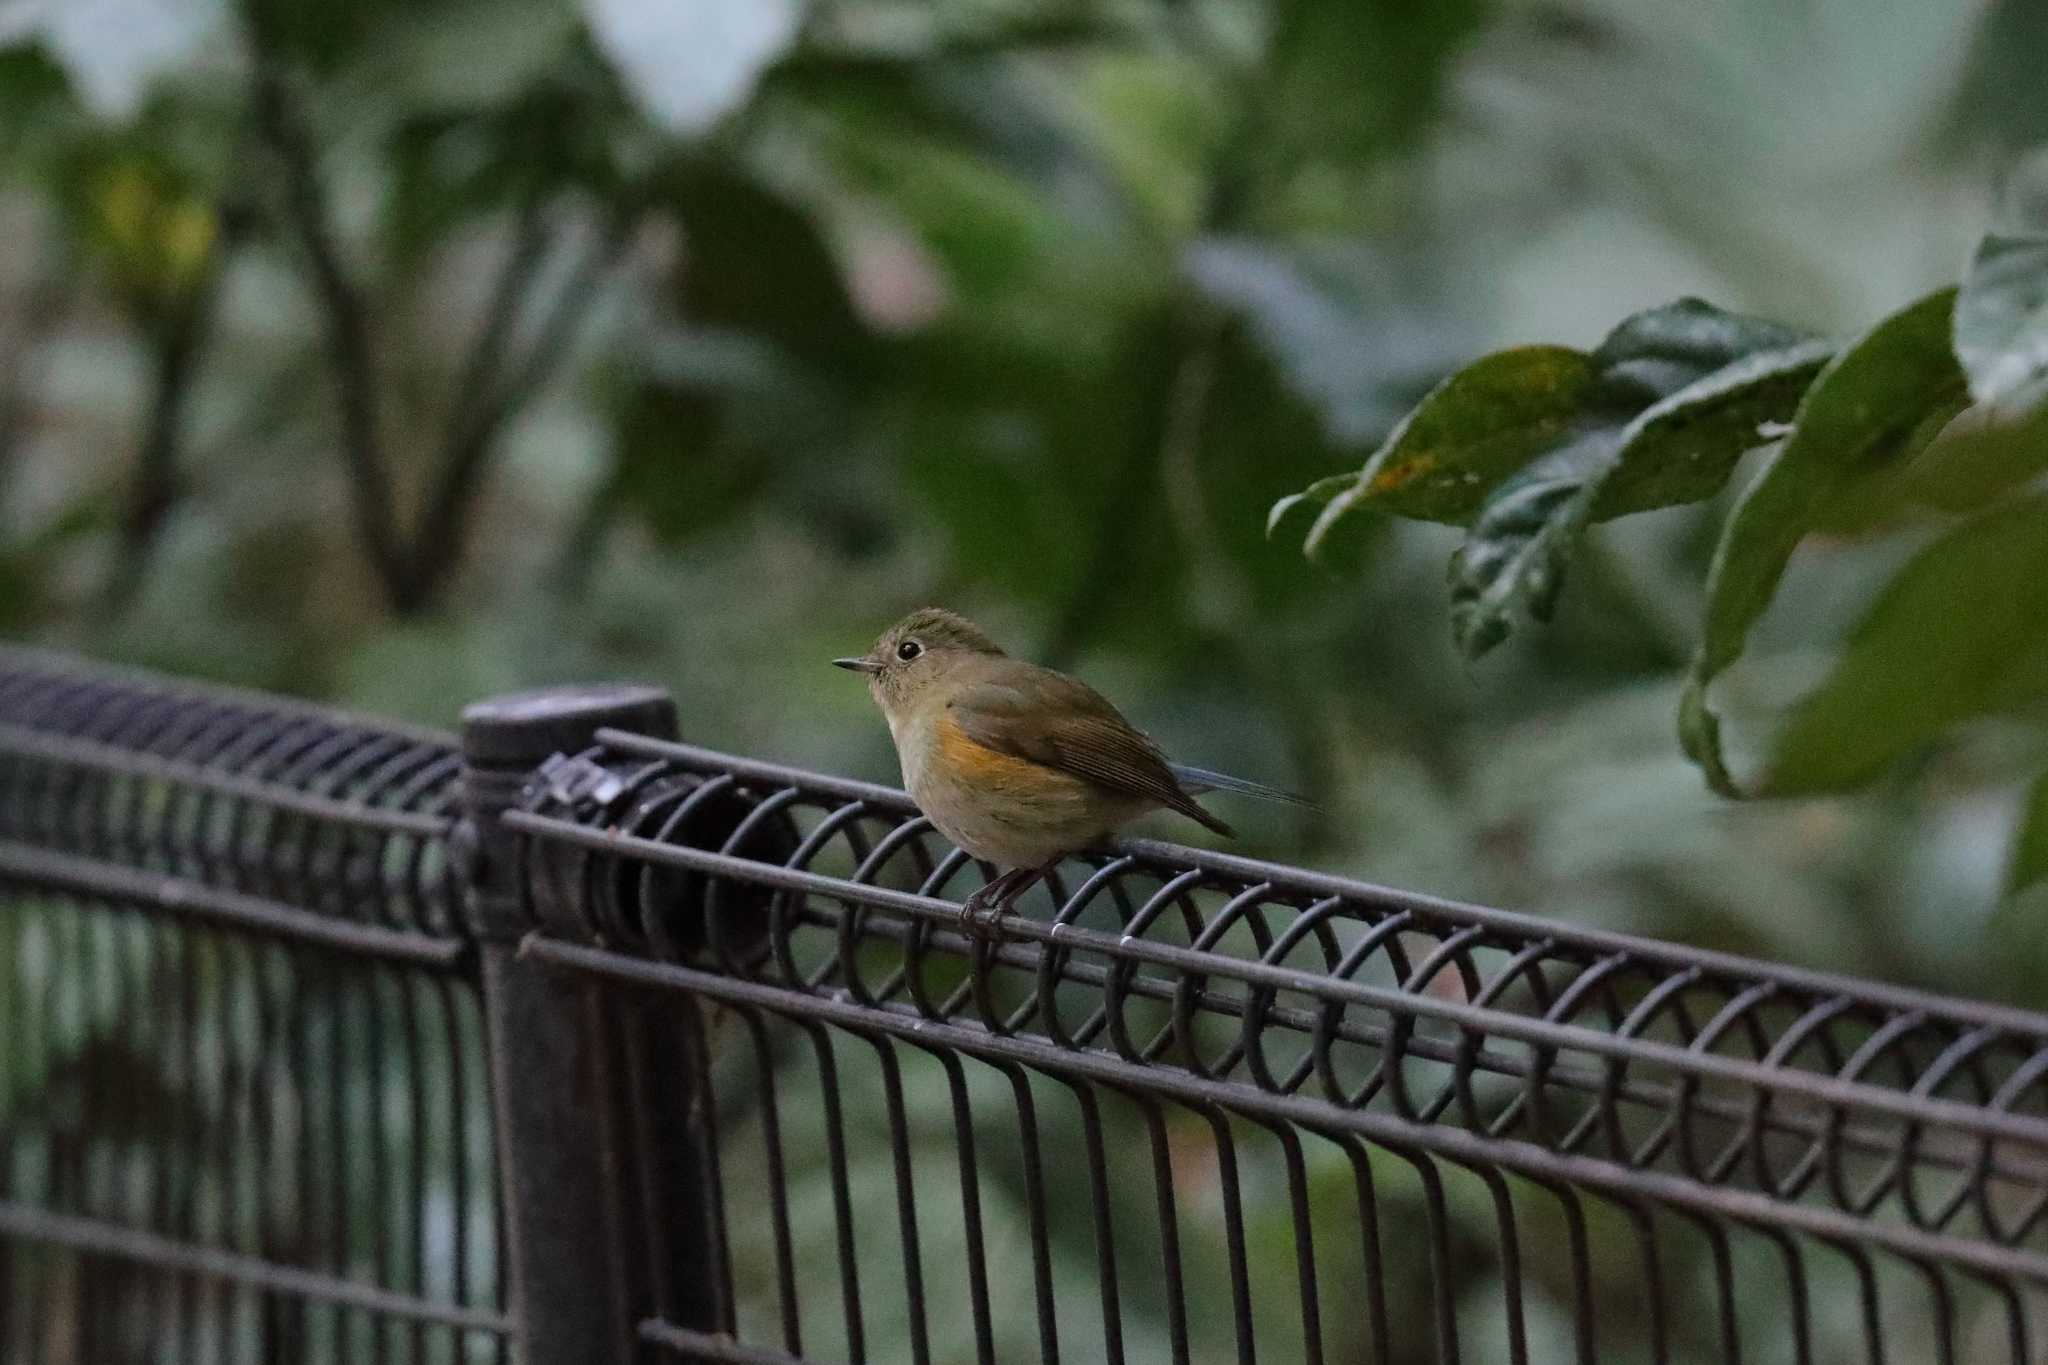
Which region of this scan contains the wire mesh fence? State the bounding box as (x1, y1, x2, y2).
(5, 642, 2048, 1363)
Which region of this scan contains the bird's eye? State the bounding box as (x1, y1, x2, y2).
(896, 639, 923, 662)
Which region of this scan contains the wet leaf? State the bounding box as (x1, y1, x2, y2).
(1592, 340, 1833, 517)
(1437, 300, 1822, 659)
(1298, 345, 1598, 549)
(1289, 298, 1818, 596)
(1448, 430, 1611, 658)
(1680, 289, 1966, 795)
(1766, 495, 2048, 795)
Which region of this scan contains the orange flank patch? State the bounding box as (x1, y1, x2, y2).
(937, 713, 1047, 790)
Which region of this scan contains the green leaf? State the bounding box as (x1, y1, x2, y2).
(1291, 298, 1816, 568)
(1825, 387, 2048, 532)
(1680, 289, 1967, 795)
(1447, 431, 1610, 657)
(1266, 472, 1356, 539)
(1766, 495, 2048, 795)
(1298, 345, 1599, 550)
(1435, 300, 1822, 659)
(1900, 391, 2048, 511)
(2011, 769, 2048, 899)
(1588, 296, 1812, 404)
(1955, 147, 2048, 405)
(1591, 341, 1833, 516)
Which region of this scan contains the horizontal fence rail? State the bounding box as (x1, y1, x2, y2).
(5, 643, 2048, 1363)
(0, 647, 505, 1365)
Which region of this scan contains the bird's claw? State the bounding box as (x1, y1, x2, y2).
(957, 887, 1008, 943)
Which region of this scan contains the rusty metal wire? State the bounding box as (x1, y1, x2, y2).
(8, 642, 2048, 1364)
(0, 646, 506, 1363)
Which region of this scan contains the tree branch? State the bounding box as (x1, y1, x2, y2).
(437, 193, 550, 476)
(405, 206, 637, 602)
(254, 63, 413, 610)
(0, 243, 75, 519)
(105, 260, 229, 610)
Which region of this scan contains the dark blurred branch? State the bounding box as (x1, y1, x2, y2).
(406, 205, 638, 601)
(105, 256, 231, 610)
(0, 246, 75, 516)
(437, 193, 550, 477)
(255, 63, 414, 610)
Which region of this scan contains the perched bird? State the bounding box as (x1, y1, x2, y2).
(834, 607, 1309, 933)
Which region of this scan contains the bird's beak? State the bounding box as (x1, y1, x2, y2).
(833, 657, 881, 674)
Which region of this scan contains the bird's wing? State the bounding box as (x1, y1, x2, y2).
(947, 671, 1234, 838)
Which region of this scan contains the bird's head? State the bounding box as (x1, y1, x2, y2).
(833, 607, 1006, 724)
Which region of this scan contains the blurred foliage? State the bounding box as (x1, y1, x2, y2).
(1279, 144, 2048, 875)
(1, 0, 2045, 1358)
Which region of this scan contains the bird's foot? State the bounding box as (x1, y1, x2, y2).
(957, 882, 1011, 943)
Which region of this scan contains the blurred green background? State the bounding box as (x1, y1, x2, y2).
(1, 1, 2045, 1358)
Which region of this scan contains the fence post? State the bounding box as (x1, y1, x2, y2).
(460, 684, 681, 1365)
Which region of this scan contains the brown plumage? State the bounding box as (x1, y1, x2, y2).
(944, 676, 1234, 838)
(835, 608, 1304, 932)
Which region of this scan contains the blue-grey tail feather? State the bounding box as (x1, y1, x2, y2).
(1168, 763, 1316, 809)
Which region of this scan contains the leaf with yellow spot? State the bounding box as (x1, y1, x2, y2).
(1281, 297, 1827, 659)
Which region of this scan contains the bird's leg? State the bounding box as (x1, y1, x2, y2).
(957, 868, 1023, 939)
(957, 863, 1052, 940)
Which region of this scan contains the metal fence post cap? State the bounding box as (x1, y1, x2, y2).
(461, 683, 677, 764)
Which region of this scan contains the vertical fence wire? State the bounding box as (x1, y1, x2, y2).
(8, 647, 2048, 1364)
(0, 649, 507, 1364)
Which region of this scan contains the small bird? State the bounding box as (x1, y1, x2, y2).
(834, 608, 1309, 933)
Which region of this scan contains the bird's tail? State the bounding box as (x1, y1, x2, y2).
(1169, 763, 1317, 809)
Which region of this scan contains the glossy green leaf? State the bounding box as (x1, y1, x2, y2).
(1955, 148, 2048, 405)
(1438, 301, 1823, 659)
(1680, 289, 1966, 795)
(1592, 341, 1833, 517)
(1766, 495, 2048, 795)
(1448, 431, 1610, 657)
(1588, 296, 1812, 405)
(1298, 345, 1598, 551)
(2011, 768, 2048, 899)
(1266, 471, 1356, 539)
(1290, 298, 1818, 593)
(1440, 340, 1823, 660)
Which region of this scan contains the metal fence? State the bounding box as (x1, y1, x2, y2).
(5, 643, 2048, 1364)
